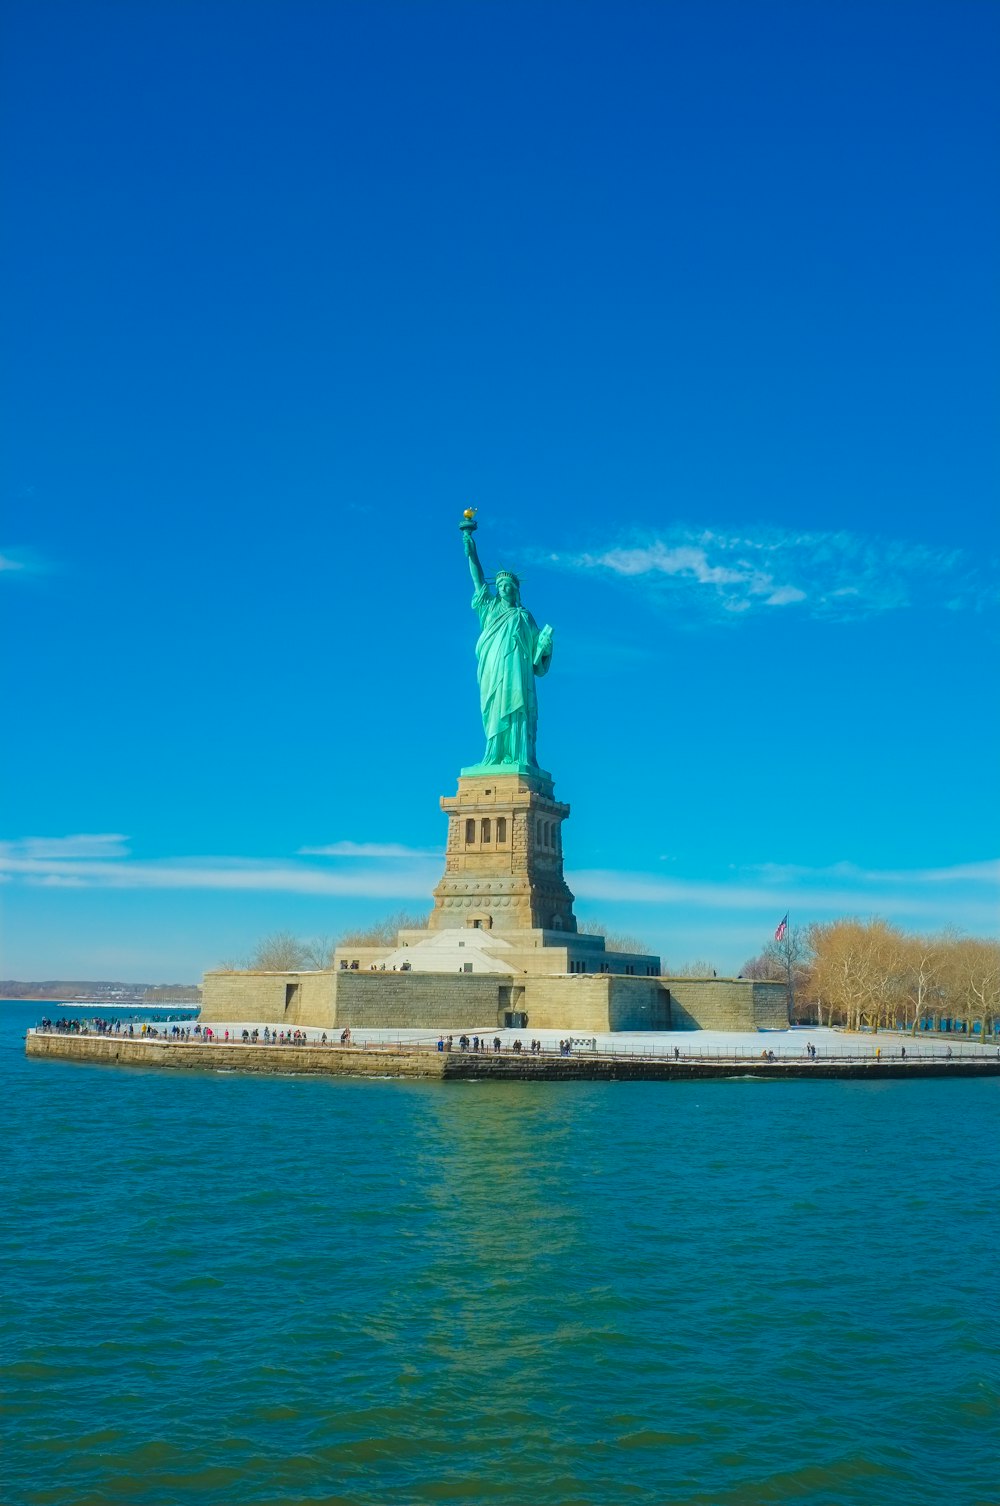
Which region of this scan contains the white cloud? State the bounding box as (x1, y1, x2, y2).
(748, 858, 1000, 887)
(765, 585, 807, 607)
(912, 861, 1000, 884)
(298, 841, 438, 858)
(0, 849, 439, 899)
(0, 546, 54, 578)
(570, 868, 995, 924)
(571, 869, 769, 909)
(553, 524, 995, 622)
(0, 834, 130, 860)
(5, 860, 433, 898)
(570, 850, 1000, 935)
(2, 837, 995, 946)
(9, 850, 981, 924)
(0, 833, 440, 897)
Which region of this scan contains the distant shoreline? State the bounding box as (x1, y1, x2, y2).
(1, 995, 200, 1007)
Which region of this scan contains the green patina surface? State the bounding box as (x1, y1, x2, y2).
(459, 761, 554, 784)
(461, 517, 553, 772)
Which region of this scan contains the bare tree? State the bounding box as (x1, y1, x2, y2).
(339, 910, 427, 947)
(741, 925, 813, 1020)
(669, 959, 718, 977)
(301, 935, 339, 970)
(810, 919, 872, 1031)
(247, 932, 311, 970)
(859, 921, 908, 1032)
(219, 916, 429, 970)
(903, 931, 954, 1034)
(740, 952, 785, 981)
(965, 939, 1000, 1041)
(810, 918, 907, 1033)
(606, 935, 650, 955)
(940, 937, 1000, 1040)
(579, 921, 650, 952)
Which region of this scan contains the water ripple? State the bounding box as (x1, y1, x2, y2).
(4, 1005, 999, 1505)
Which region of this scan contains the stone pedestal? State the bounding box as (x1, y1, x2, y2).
(429, 769, 578, 934)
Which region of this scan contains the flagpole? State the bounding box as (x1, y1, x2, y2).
(786, 912, 794, 1025)
(774, 912, 792, 1025)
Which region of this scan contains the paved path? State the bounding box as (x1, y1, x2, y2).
(25, 1029, 1000, 1081)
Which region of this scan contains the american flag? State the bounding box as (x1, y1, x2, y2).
(774, 914, 788, 941)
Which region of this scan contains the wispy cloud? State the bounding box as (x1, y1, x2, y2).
(0, 836, 439, 900)
(571, 860, 999, 928)
(0, 546, 56, 578)
(298, 841, 438, 858)
(746, 859, 1000, 887)
(0, 834, 130, 860)
(4, 857, 439, 899)
(2, 835, 994, 937)
(546, 525, 995, 622)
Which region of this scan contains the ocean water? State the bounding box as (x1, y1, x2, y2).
(4, 1003, 999, 1506)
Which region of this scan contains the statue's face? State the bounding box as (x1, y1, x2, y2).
(497, 577, 518, 606)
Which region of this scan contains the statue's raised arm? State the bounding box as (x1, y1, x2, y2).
(462, 516, 486, 592)
(459, 509, 553, 773)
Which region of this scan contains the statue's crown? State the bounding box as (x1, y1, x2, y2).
(495, 569, 520, 586)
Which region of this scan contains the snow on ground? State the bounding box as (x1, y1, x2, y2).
(187, 1023, 998, 1060)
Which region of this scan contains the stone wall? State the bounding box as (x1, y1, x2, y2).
(521, 976, 670, 1031)
(664, 979, 788, 1031)
(608, 978, 672, 1030)
(25, 1031, 444, 1077)
(334, 971, 505, 1030)
(522, 975, 614, 1031)
(201, 968, 528, 1033)
(200, 967, 787, 1034)
(199, 970, 337, 1027)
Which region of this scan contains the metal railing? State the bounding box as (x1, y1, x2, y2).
(27, 1024, 998, 1064)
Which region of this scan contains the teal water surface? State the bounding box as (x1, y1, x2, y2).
(4, 1003, 999, 1506)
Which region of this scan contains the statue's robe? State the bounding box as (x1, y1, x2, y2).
(472, 582, 551, 767)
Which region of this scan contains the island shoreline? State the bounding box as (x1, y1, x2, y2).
(24, 1031, 1000, 1081)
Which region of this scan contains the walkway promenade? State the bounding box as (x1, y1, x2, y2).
(25, 1027, 1000, 1081)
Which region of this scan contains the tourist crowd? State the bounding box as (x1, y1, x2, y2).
(37, 1018, 212, 1039)
(438, 1034, 591, 1056)
(34, 1021, 992, 1061)
(36, 1019, 596, 1054)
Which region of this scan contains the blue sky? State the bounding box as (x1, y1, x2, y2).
(2, 0, 997, 980)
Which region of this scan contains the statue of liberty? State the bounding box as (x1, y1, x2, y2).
(461, 513, 553, 771)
